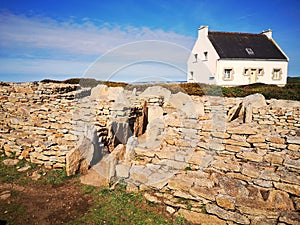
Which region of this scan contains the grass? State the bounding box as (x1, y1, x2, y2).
(71, 185, 190, 225)
(40, 76, 300, 100)
(42, 168, 76, 185)
(0, 156, 74, 185)
(0, 157, 22, 183)
(0, 156, 190, 224)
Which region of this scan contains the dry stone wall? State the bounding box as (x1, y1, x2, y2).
(0, 81, 299, 225)
(0, 82, 81, 168)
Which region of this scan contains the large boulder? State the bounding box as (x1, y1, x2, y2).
(90, 85, 125, 101)
(243, 93, 266, 123)
(80, 167, 110, 187)
(82, 125, 103, 166)
(243, 93, 267, 108)
(66, 148, 81, 176)
(106, 87, 125, 101)
(124, 136, 138, 163)
(110, 120, 132, 147)
(147, 106, 163, 123)
(145, 118, 165, 142)
(81, 144, 125, 187)
(140, 86, 171, 103)
(227, 94, 267, 123)
(66, 125, 103, 176)
(227, 102, 243, 122)
(90, 84, 108, 100)
(169, 92, 204, 118)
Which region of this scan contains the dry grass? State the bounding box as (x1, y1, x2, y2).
(40, 77, 300, 100)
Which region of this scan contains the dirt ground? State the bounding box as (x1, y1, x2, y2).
(0, 180, 92, 225)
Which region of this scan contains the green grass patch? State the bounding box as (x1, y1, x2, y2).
(42, 168, 76, 185)
(81, 184, 96, 194)
(0, 157, 26, 183)
(71, 185, 190, 225)
(175, 215, 188, 225)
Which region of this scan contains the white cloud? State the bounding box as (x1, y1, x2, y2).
(84, 40, 191, 82)
(0, 12, 194, 82)
(0, 12, 194, 56)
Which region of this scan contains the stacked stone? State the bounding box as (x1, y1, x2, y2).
(0, 82, 80, 168)
(252, 99, 300, 128)
(202, 96, 243, 120)
(112, 88, 299, 225)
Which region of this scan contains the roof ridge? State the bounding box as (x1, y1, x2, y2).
(208, 31, 262, 36)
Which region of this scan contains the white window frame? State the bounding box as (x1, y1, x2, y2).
(223, 68, 234, 81)
(272, 68, 282, 80)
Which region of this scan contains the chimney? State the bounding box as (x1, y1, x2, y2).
(198, 25, 208, 37)
(261, 29, 272, 39)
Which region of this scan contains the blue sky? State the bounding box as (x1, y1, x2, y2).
(0, 0, 299, 82)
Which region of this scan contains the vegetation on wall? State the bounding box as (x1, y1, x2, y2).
(40, 76, 300, 100)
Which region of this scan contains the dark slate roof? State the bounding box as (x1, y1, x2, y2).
(208, 31, 287, 60)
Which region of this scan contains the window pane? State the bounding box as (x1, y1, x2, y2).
(224, 69, 231, 79)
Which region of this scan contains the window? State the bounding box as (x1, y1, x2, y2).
(189, 71, 194, 81)
(245, 48, 255, 55)
(203, 51, 208, 61)
(223, 68, 234, 81)
(272, 68, 282, 80)
(258, 68, 264, 76)
(209, 76, 215, 80)
(244, 68, 264, 76)
(194, 54, 198, 62)
(224, 69, 231, 79)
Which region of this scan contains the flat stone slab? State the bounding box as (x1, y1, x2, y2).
(2, 159, 19, 166)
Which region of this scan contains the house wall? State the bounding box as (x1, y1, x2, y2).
(187, 26, 219, 84)
(216, 59, 288, 86)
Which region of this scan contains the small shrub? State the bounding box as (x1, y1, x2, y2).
(184, 166, 192, 171)
(186, 204, 192, 210)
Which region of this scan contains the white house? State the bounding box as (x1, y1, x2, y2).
(187, 26, 289, 86)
